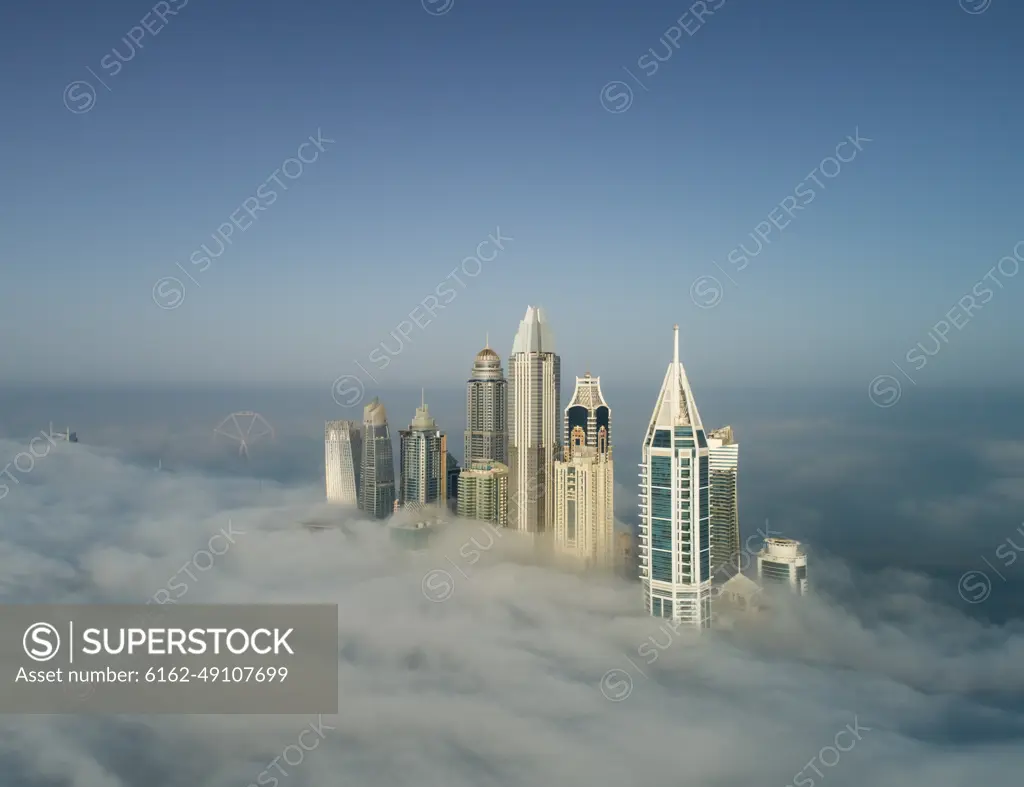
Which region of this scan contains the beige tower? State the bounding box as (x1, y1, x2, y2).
(553, 374, 614, 568)
(507, 306, 560, 535)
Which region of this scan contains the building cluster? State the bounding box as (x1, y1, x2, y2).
(324, 306, 809, 628)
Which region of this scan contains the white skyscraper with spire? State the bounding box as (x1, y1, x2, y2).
(507, 306, 560, 534)
(638, 325, 713, 629)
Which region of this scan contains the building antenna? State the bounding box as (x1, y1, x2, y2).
(672, 324, 680, 421)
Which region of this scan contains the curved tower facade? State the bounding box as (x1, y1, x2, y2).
(638, 326, 713, 629)
(507, 306, 560, 535)
(465, 339, 508, 466)
(325, 420, 361, 505)
(758, 538, 808, 595)
(360, 397, 396, 519)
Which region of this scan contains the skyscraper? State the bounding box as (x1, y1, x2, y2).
(638, 325, 713, 629)
(398, 393, 447, 511)
(553, 374, 614, 568)
(562, 373, 611, 458)
(457, 461, 509, 527)
(757, 538, 808, 595)
(325, 420, 361, 505)
(507, 306, 560, 534)
(465, 337, 508, 466)
(360, 397, 396, 519)
(445, 451, 461, 512)
(707, 425, 740, 578)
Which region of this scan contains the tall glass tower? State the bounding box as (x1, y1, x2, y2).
(507, 306, 560, 534)
(638, 325, 713, 629)
(360, 397, 396, 519)
(398, 393, 447, 510)
(325, 420, 361, 505)
(465, 336, 508, 466)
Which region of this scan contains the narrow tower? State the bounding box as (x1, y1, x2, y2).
(465, 335, 508, 466)
(360, 397, 396, 518)
(638, 325, 713, 628)
(325, 420, 362, 505)
(507, 306, 561, 534)
(707, 425, 740, 578)
(399, 391, 447, 511)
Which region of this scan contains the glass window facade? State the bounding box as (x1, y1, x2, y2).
(761, 561, 792, 582)
(651, 520, 672, 551)
(650, 456, 672, 487)
(651, 550, 672, 582)
(651, 488, 671, 519)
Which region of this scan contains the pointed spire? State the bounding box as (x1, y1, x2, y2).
(421, 388, 425, 408)
(485, 332, 489, 349)
(672, 325, 680, 420)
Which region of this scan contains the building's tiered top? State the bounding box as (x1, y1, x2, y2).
(364, 397, 388, 426)
(325, 419, 359, 436)
(645, 325, 705, 439)
(471, 334, 505, 380)
(567, 374, 608, 410)
(761, 538, 805, 559)
(510, 305, 556, 355)
(409, 390, 438, 431)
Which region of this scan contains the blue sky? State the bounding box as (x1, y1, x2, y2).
(1, 0, 1022, 388)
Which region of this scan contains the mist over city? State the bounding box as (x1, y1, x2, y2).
(2, 0, 1024, 785)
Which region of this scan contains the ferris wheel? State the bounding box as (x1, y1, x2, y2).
(213, 411, 274, 458)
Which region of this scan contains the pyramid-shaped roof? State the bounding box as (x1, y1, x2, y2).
(645, 325, 704, 435)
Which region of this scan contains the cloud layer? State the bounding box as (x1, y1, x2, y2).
(1, 433, 1023, 787)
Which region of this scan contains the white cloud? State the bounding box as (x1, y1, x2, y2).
(0, 440, 1022, 786)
